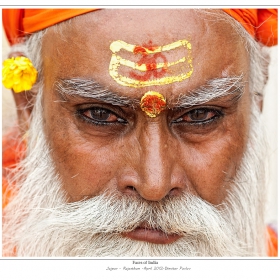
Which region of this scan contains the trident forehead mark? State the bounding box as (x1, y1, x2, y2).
(108, 39, 193, 88)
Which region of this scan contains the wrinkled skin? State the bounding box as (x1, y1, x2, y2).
(41, 9, 251, 205)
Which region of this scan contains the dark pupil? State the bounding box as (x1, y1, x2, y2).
(90, 108, 110, 121)
(190, 109, 208, 121)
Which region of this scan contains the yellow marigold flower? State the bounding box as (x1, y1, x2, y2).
(2, 57, 37, 93)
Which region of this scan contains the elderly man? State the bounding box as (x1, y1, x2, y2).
(2, 8, 278, 257)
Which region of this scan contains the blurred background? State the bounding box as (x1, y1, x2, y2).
(2, 27, 278, 225)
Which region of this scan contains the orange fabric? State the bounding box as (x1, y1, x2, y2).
(223, 9, 278, 46)
(2, 9, 24, 45)
(2, 8, 278, 46)
(256, 9, 278, 46)
(23, 9, 98, 33)
(223, 9, 258, 37)
(267, 226, 278, 257)
(2, 9, 98, 45)
(2, 128, 25, 209)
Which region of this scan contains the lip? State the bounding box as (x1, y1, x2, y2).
(122, 225, 181, 244)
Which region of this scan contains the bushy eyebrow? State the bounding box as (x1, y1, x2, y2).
(173, 74, 245, 108)
(55, 75, 245, 109)
(54, 78, 138, 107)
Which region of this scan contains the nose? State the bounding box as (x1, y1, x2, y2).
(119, 122, 186, 201)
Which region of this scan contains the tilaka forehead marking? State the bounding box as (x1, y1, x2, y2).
(140, 91, 166, 118)
(109, 39, 193, 88)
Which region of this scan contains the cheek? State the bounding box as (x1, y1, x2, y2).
(43, 103, 122, 201)
(46, 127, 124, 201)
(181, 118, 249, 204)
(52, 141, 118, 200)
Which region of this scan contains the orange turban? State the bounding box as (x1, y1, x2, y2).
(2, 8, 278, 46)
(223, 9, 278, 46)
(2, 9, 98, 45)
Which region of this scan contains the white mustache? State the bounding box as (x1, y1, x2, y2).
(41, 191, 230, 237)
(28, 190, 249, 257)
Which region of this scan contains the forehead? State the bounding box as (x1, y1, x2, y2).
(42, 9, 249, 98)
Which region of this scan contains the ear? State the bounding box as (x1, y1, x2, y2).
(255, 93, 263, 113)
(12, 89, 37, 135)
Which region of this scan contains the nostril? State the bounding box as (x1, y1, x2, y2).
(169, 187, 181, 196)
(123, 185, 139, 196)
(126, 186, 137, 192)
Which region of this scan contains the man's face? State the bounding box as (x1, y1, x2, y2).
(4, 9, 268, 257)
(42, 10, 250, 240)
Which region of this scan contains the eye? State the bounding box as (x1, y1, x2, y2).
(79, 107, 127, 125)
(84, 108, 117, 122)
(185, 108, 217, 122)
(173, 108, 222, 124)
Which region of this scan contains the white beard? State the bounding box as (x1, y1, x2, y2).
(2, 89, 268, 257)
